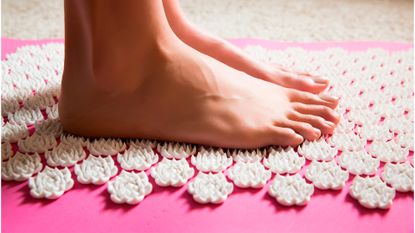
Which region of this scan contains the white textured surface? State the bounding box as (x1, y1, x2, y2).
(45, 143, 86, 167)
(268, 174, 314, 206)
(28, 166, 74, 199)
(368, 140, 409, 163)
(349, 176, 395, 209)
(86, 138, 126, 156)
(7, 107, 43, 126)
(305, 160, 349, 190)
(129, 139, 157, 149)
(34, 118, 63, 137)
(74, 155, 118, 185)
(329, 133, 365, 152)
(188, 172, 233, 204)
(2, 99, 19, 117)
(60, 134, 87, 147)
(356, 124, 394, 142)
(338, 150, 380, 175)
(46, 105, 59, 120)
(191, 147, 232, 173)
(2, 0, 412, 42)
(381, 162, 414, 192)
(23, 92, 56, 110)
(1, 43, 413, 207)
(17, 133, 57, 153)
(1, 142, 13, 161)
(263, 147, 305, 174)
(333, 118, 355, 135)
(1, 123, 28, 143)
(227, 161, 271, 188)
(2, 152, 43, 181)
(298, 138, 337, 161)
(396, 131, 414, 151)
(231, 149, 266, 163)
(107, 170, 153, 205)
(117, 145, 158, 171)
(157, 142, 196, 159)
(150, 158, 194, 187)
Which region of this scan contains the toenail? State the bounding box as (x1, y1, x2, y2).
(314, 76, 329, 84)
(325, 121, 335, 128)
(333, 112, 341, 119)
(320, 94, 339, 102)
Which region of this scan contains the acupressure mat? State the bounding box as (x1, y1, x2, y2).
(1, 39, 414, 233)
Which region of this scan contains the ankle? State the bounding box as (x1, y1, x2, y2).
(63, 0, 183, 91)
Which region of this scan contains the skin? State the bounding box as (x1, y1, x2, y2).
(59, 0, 340, 149)
(162, 0, 330, 94)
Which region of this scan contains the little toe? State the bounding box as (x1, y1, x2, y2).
(269, 127, 304, 146)
(275, 120, 321, 141)
(289, 90, 339, 109)
(287, 111, 335, 135)
(292, 103, 340, 124)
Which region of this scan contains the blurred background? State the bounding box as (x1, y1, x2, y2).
(2, 0, 413, 42)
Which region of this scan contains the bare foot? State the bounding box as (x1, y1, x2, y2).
(162, 0, 329, 93)
(60, 0, 339, 149)
(60, 41, 339, 148)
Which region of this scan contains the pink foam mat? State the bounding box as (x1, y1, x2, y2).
(1, 38, 414, 233)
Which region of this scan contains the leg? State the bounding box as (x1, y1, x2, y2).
(162, 0, 329, 94)
(60, 0, 339, 149)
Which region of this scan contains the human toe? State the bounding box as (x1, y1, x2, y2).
(268, 126, 304, 146)
(292, 103, 340, 124)
(287, 111, 335, 135)
(275, 120, 321, 141)
(289, 90, 339, 109)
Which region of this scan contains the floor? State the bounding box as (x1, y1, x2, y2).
(2, 0, 413, 42)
